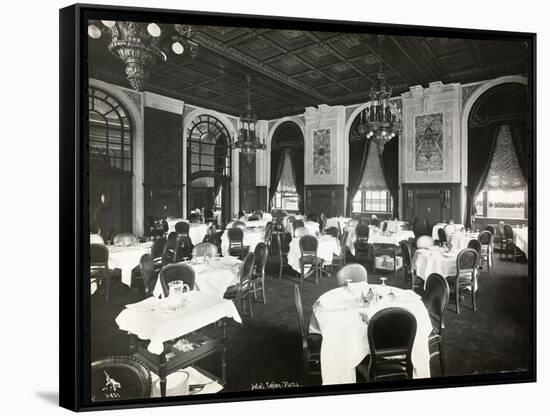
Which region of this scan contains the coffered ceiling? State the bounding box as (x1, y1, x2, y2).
(88, 25, 528, 119)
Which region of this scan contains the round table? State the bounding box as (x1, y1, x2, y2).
(108, 243, 152, 287)
(308, 282, 432, 385)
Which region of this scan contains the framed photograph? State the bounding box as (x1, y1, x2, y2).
(59, 3, 536, 411)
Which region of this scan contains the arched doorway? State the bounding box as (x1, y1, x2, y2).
(269, 121, 304, 213)
(187, 114, 232, 226)
(466, 82, 528, 227)
(89, 86, 134, 240)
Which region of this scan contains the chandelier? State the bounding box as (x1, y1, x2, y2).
(357, 35, 402, 153)
(232, 75, 266, 159)
(87, 21, 199, 91)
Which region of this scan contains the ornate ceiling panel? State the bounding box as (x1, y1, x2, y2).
(88, 23, 528, 119)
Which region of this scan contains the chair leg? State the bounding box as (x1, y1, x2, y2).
(261, 276, 266, 304)
(472, 286, 477, 312)
(439, 339, 445, 375)
(300, 263, 304, 285)
(455, 284, 460, 315)
(105, 271, 111, 303)
(248, 293, 254, 319)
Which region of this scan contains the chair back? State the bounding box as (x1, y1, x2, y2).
(202, 225, 218, 244)
(112, 232, 138, 246)
(227, 227, 244, 248)
(294, 284, 308, 355)
(444, 224, 456, 235)
(253, 210, 264, 219)
(233, 220, 247, 230)
(371, 218, 381, 228)
(437, 227, 447, 243)
(503, 224, 515, 239)
(416, 235, 434, 249)
(162, 232, 178, 266)
(91, 356, 151, 401)
(252, 242, 268, 279)
(239, 252, 255, 289)
(498, 221, 506, 236)
(381, 221, 388, 232)
(478, 230, 492, 246)
(299, 235, 318, 257)
(286, 215, 296, 225)
(423, 273, 450, 332)
(399, 240, 413, 278)
(90, 243, 109, 267)
(248, 215, 259, 221)
(204, 209, 214, 223)
(192, 242, 218, 258)
(294, 226, 309, 238)
(456, 248, 479, 280)
(355, 224, 370, 239)
(175, 221, 190, 236)
(484, 226, 496, 236)
(367, 307, 416, 378)
(151, 237, 166, 263)
(159, 263, 195, 297)
(139, 253, 157, 296)
(264, 222, 273, 244)
(340, 230, 349, 249)
(336, 263, 367, 286)
(467, 239, 482, 255)
(294, 219, 305, 231)
(324, 226, 339, 238)
(174, 235, 193, 262)
(348, 219, 359, 229)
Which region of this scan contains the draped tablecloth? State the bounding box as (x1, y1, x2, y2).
(166, 220, 209, 245)
(432, 223, 465, 240)
(345, 229, 415, 256)
(325, 217, 352, 231)
(108, 243, 152, 286)
(116, 291, 242, 355)
(287, 235, 340, 273)
(152, 257, 242, 299)
(514, 227, 528, 258)
(227, 218, 270, 229)
(447, 232, 479, 251)
(309, 283, 431, 385)
(220, 228, 265, 256)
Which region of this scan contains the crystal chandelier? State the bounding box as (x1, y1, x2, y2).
(357, 35, 402, 153)
(232, 75, 266, 159)
(87, 21, 199, 91)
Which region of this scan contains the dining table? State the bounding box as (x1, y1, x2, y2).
(309, 282, 432, 385)
(166, 220, 210, 245)
(345, 228, 415, 256)
(447, 231, 479, 251)
(325, 217, 352, 231)
(432, 223, 465, 240)
(514, 226, 528, 258)
(220, 227, 265, 257)
(108, 242, 152, 287)
(152, 256, 242, 299)
(287, 234, 341, 273)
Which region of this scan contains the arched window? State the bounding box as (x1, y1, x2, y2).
(187, 115, 231, 176)
(89, 86, 133, 171)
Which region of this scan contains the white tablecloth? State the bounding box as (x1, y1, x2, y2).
(447, 232, 479, 251)
(287, 235, 340, 273)
(220, 228, 265, 256)
(514, 227, 528, 258)
(309, 283, 431, 385)
(228, 218, 270, 229)
(325, 217, 352, 231)
(432, 223, 465, 240)
(116, 291, 242, 355)
(152, 257, 242, 298)
(166, 220, 209, 245)
(108, 243, 152, 286)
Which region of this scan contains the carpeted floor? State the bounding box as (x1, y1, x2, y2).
(91, 251, 532, 393)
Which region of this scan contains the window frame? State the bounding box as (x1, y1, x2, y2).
(351, 189, 393, 214)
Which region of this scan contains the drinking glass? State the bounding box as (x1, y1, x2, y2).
(168, 280, 184, 298)
(380, 277, 387, 286)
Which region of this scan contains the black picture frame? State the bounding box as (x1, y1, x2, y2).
(60, 3, 536, 411)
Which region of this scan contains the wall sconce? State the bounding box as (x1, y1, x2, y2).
(406, 189, 414, 208)
(443, 189, 451, 209)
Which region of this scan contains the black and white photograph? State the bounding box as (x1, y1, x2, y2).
(57, 2, 536, 412)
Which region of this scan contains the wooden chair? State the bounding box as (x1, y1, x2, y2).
(447, 248, 479, 314)
(225, 253, 255, 317)
(477, 230, 493, 272)
(158, 263, 195, 297)
(227, 227, 249, 259)
(467, 239, 482, 256)
(138, 253, 158, 298)
(151, 237, 166, 269)
(299, 235, 323, 284)
(502, 224, 520, 261)
(294, 284, 322, 385)
(324, 227, 339, 238)
(275, 231, 292, 280)
(422, 273, 450, 375)
(192, 242, 218, 258)
(354, 224, 371, 264)
(484, 225, 496, 236)
(112, 232, 138, 246)
(359, 307, 417, 381)
(162, 232, 178, 266)
(91, 356, 151, 402)
(336, 263, 367, 286)
(400, 240, 422, 291)
(437, 227, 447, 244)
(250, 242, 268, 304)
(330, 230, 348, 273)
(90, 243, 112, 302)
(498, 221, 506, 255)
(174, 235, 194, 263)
(174, 221, 190, 236)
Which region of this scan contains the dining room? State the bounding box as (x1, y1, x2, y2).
(85, 19, 532, 401)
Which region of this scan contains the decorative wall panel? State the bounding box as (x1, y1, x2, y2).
(312, 128, 332, 176)
(415, 112, 444, 172)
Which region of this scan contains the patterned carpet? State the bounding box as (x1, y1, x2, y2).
(91, 251, 532, 393)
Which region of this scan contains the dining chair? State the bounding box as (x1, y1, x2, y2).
(264, 221, 273, 244)
(502, 224, 519, 261)
(359, 307, 417, 381)
(293, 219, 306, 234)
(422, 273, 450, 375)
(247, 215, 259, 221)
(138, 253, 158, 298)
(275, 231, 292, 280)
(447, 248, 479, 314)
(250, 242, 268, 304)
(336, 263, 367, 286)
(162, 232, 178, 266)
(330, 230, 348, 274)
(467, 239, 482, 256)
(324, 227, 339, 238)
(437, 227, 447, 244)
(477, 230, 493, 272)
(174, 221, 190, 237)
(354, 224, 371, 264)
(174, 235, 194, 263)
(400, 240, 422, 292)
(91, 356, 151, 402)
(158, 263, 195, 297)
(294, 284, 322, 385)
(112, 232, 138, 246)
(484, 225, 496, 236)
(498, 221, 506, 255)
(90, 243, 112, 302)
(192, 242, 218, 258)
(225, 252, 255, 317)
(232, 220, 247, 231)
(227, 227, 249, 259)
(299, 235, 323, 284)
(151, 237, 166, 269)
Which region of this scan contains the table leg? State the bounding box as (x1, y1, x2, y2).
(159, 351, 167, 397)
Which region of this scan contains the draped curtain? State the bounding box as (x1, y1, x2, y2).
(269, 148, 284, 209)
(346, 138, 370, 216)
(466, 123, 499, 227)
(380, 135, 399, 218)
(289, 146, 305, 213)
(509, 119, 528, 183)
